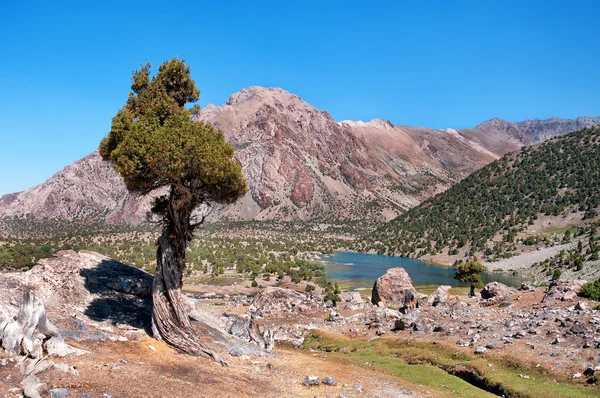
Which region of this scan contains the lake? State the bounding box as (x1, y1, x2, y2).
(322, 251, 522, 290)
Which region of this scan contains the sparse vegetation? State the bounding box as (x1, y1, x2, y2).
(356, 126, 600, 262)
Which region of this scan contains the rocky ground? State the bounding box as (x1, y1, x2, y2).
(2, 251, 600, 397)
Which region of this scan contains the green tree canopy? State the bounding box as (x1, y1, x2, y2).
(454, 260, 486, 297)
(99, 58, 246, 202)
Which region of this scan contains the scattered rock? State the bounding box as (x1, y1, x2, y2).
(519, 283, 532, 291)
(229, 347, 244, 357)
(570, 322, 586, 335)
(322, 376, 337, 386)
(302, 376, 320, 386)
(475, 346, 487, 354)
(427, 285, 452, 307)
(575, 301, 588, 311)
(49, 388, 70, 398)
(542, 280, 587, 303)
(584, 365, 595, 377)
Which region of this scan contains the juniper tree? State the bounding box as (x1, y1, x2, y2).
(454, 260, 486, 297)
(100, 58, 247, 362)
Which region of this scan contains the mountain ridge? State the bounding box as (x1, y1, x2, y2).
(1, 86, 598, 227)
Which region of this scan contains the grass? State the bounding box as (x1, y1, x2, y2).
(542, 225, 574, 235)
(303, 330, 600, 398)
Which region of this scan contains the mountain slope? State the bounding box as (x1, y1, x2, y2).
(195, 87, 500, 222)
(357, 126, 600, 260)
(0, 86, 597, 227)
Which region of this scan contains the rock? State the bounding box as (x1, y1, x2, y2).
(371, 268, 417, 307)
(569, 322, 586, 335)
(499, 302, 514, 308)
(49, 388, 70, 398)
(551, 337, 564, 345)
(485, 342, 497, 349)
(229, 317, 251, 341)
(584, 365, 595, 377)
(519, 283, 532, 291)
(575, 301, 588, 311)
(475, 346, 486, 354)
(322, 376, 337, 386)
(393, 311, 420, 331)
(302, 376, 320, 386)
(583, 341, 592, 349)
(248, 287, 318, 317)
(328, 310, 341, 321)
(354, 383, 364, 392)
(427, 285, 452, 307)
(481, 282, 516, 300)
(542, 280, 587, 303)
(229, 347, 244, 357)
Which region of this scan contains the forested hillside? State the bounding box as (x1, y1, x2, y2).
(357, 126, 600, 259)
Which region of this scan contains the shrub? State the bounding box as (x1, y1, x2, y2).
(580, 279, 600, 301)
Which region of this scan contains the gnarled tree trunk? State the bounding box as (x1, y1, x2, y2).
(150, 184, 226, 365)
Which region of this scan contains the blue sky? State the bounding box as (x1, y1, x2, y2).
(1, 0, 599, 195)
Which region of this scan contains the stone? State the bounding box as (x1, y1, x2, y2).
(229, 347, 244, 357)
(49, 388, 70, 398)
(393, 310, 420, 331)
(329, 310, 341, 321)
(575, 301, 588, 311)
(481, 282, 516, 300)
(569, 322, 586, 335)
(354, 384, 364, 392)
(322, 376, 337, 386)
(519, 283, 532, 291)
(485, 342, 497, 349)
(302, 376, 320, 386)
(542, 280, 587, 303)
(248, 287, 318, 317)
(475, 346, 487, 354)
(584, 365, 595, 377)
(371, 268, 417, 307)
(427, 285, 452, 307)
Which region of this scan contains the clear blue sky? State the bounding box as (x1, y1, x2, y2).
(1, 0, 599, 196)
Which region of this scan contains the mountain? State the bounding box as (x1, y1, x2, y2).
(470, 116, 600, 145)
(0, 86, 597, 227)
(357, 126, 600, 261)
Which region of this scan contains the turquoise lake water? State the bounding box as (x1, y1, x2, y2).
(322, 251, 522, 290)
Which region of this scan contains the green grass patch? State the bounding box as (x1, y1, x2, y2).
(303, 330, 599, 398)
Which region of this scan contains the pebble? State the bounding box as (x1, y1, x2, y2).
(475, 346, 487, 354)
(49, 388, 70, 398)
(229, 347, 244, 357)
(322, 376, 337, 385)
(303, 376, 320, 386)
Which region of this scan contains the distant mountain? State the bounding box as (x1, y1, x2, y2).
(0, 86, 597, 227)
(357, 126, 600, 260)
(471, 116, 600, 145)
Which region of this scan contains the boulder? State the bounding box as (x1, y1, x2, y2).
(481, 282, 516, 300)
(542, 280, 588, 303)
(371, 268, 416, 307)
(427, 285, 452, 307)
(480, 282, 516, 306)
(247, 287, 319, 317)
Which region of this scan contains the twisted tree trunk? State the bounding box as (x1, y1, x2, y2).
(150, 184, 226, 365)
